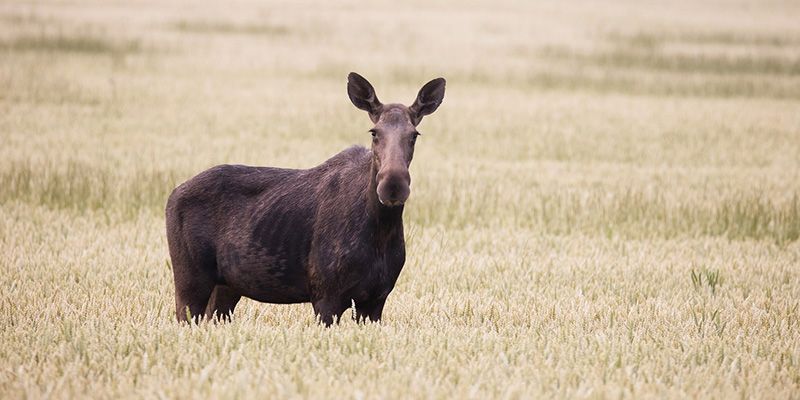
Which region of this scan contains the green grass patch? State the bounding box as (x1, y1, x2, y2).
(2, 161, 797, 244)
(0, 161, 179, 219)
(540, 46, 800, 76)
(0, 32, 142, 55)
(609, 31, 800, 49)
(171, 20, 290, 36)
(524, 70, 800, 100)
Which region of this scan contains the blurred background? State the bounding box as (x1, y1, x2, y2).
(2, 0, 800, 238)
(1, 0, 798, 239)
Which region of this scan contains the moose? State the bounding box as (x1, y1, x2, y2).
(165, 73, 446, 326)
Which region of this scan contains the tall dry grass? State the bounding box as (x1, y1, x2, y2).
(1, 0, 799, 398)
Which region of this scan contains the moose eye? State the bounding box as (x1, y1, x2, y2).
(369, 129, 378, 138)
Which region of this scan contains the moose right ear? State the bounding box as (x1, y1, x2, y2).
(347, 72, 383, 122)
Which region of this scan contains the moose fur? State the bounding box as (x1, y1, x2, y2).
(165, 73, 446, 326)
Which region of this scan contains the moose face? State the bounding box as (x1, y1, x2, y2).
(347, 72, 446, 207)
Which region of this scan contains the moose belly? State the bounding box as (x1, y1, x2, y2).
(217, 242, 311, 304)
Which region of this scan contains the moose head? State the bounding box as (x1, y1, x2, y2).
(347, 72, 446, 207)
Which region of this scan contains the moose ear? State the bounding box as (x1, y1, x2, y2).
(347, 72, 383, 122)
(409, 77, 446, 125)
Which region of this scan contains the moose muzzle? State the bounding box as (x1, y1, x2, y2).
(376, 168, 411, 207)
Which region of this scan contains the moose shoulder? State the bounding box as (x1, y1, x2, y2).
(165, 73, 446, 326)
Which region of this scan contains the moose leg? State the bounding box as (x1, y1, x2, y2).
(205, 285, 241, 322)
(172, 253, 216, 323)
(312, 297, 351, 327)
(174, 277, 214, 323)
(355, 297, 387, 323)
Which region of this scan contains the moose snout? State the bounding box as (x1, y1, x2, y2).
(376, 168, 411, 207)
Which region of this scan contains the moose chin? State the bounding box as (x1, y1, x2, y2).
(165, 72, 446, 326)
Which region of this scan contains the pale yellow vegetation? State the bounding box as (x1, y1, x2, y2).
(1, 0, 799, 398)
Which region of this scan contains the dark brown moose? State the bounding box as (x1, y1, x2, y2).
(165, 73, 446, 326)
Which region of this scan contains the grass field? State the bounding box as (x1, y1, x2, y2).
(2, 0, 800, 398)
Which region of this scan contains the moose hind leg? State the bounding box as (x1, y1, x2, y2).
(173, 260, 216, 323)
(205, 285, 241, 322)
(175, 278, 215, 323)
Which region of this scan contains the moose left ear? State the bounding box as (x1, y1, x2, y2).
(409, 77, 446, 125)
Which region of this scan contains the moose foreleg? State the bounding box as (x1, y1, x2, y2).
(355, 297, 387, 323)
(312, 297, 351, 327)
